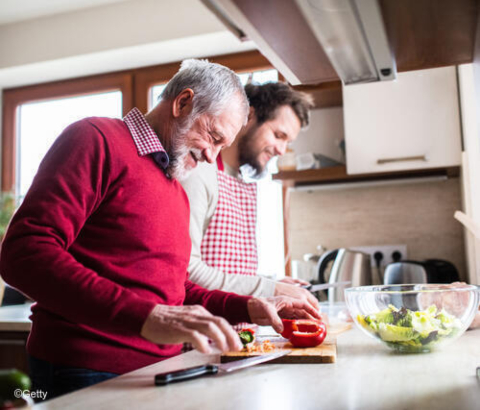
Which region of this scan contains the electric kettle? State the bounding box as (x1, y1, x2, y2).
(317, 248, 372, 302)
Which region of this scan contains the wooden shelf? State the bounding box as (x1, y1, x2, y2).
(293, 81, 342, 109)
(272, 165, 460, 187)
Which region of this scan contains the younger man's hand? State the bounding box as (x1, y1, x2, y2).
(247, 296, 321, 334)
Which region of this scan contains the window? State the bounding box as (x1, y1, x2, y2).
(150, 84, 167, 109)
(238, 68, 279, 85)
(2, 71, 133, 194)
(256, 167, 286, 280)
(17, 91, 122, 197)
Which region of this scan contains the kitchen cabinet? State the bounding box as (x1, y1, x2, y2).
(292, 81, 342, 109)
(343, 66, 462, 175)
(202, 0, 477, 85)
(272, 165, 459, 187)
(0, 331, 29, 373)
(0, 304, 32, 373)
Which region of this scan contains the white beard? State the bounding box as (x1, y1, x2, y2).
(169, 146, 191, 181)
(168, 130, 203, 181)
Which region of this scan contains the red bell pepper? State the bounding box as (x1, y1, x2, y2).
(282, 320, 327, 348)
(280, 319, 297, 338)
(290, 321, 327, 348)
(295, 320, 322, 333)
(281, 318, 324, 338)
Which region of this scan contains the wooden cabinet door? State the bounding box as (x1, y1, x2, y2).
(0, 331, 29, 373)
(343, 66, 462, 174)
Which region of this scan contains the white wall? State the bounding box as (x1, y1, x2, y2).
(0, 0, 226, 68)
(0, 0, 255, 89)
(292, 107, 345, 163)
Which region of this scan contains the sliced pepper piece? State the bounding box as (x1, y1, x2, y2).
(281, 318, 324, 339)
(289, 321, 327, 348)
(280, 319, 297, 338)
(238, 328, 256, 346)
(295, 320, 322, 333)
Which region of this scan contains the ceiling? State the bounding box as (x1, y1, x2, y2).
(0, 0, 254, 89)
(0, 0, 133, 25)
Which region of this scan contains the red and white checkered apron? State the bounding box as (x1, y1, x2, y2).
(201, 154, 258, 330)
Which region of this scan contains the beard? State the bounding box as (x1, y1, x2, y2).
(237, 126, 272, 179)
(168, 117, 201, 181)
(237, 127, 263, 177)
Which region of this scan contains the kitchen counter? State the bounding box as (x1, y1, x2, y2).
(34, 326, 480, 410)
(0, 303, 32, 331)
(0, 303, 32, 373)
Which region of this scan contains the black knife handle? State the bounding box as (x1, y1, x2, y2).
(155, 364, 219, 385)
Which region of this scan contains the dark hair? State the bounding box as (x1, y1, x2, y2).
(244, 82, 314, 128)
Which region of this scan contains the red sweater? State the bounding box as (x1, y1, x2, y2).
(0, 117, 251, 374)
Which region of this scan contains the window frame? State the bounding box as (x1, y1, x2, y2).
(133, 50, 272, 113)
(2, 71, 134, 192)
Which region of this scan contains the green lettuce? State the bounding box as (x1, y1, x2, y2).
(357, 304, 462, 352)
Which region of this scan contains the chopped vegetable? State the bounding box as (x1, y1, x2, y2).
(261, 340, 274, 352)
(245, 340, 275, 353)
(238, 328, 256, 347)
(281, 318, 323, 339)
(357, 304, 463, 352)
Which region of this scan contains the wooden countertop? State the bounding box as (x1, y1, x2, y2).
(34, 326, 480, 410)
(0, 303, 32, 332)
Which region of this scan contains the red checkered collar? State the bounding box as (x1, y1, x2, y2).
(123, 108, 169, 170)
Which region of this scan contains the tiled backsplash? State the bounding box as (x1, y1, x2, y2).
(288, 177, 466, 281)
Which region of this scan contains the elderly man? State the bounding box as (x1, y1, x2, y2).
(182, 82, 317, 307)
(0, 60, 318, 399)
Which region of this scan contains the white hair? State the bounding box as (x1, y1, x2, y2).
(160, 59, 249, 124)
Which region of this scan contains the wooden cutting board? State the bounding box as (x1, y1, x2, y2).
(221, 335, 337, 364)
(220, 323, 351, 364)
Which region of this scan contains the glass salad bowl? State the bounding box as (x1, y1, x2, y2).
(345, 284, 479, 353)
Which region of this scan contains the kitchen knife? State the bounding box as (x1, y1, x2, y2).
(304, 281, 351, 293)
(154, 350, 291, 385)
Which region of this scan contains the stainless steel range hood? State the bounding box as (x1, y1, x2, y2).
(295, 0, 396, 84)
(202, 0, 396, 85)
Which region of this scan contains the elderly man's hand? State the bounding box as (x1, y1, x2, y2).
(274, 282, 319, 311)
(247, 296, 322, 334)
(140, 305, 243, 354)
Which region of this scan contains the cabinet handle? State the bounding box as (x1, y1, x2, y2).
(377, 155, 427, 165)
(0, 340, 26, 346)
